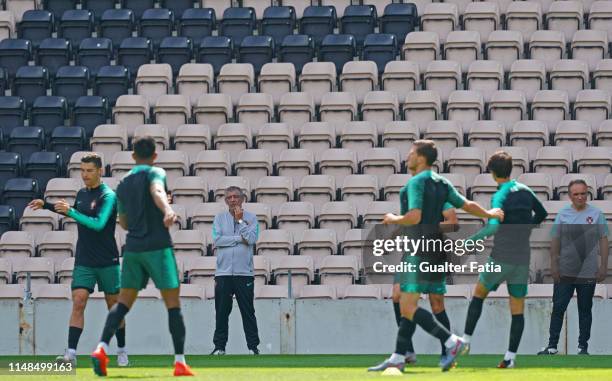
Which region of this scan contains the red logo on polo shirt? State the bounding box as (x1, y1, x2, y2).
(586, 216, 594, 224)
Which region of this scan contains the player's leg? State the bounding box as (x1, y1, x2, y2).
(498, 293, 525, 368)
(104, 293, 128, 366)
(575, 282, 596, 354)
(392, 283, 417, 364)
(234, 276, 260, 354)
(212, 276, 233, 354)
(463, 281, 490, 348)
(99, 263, 129, 366)
(430, 293, 450, 357)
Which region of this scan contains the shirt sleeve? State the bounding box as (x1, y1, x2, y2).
(597, 212, 609, 238)
(399, 186, 409, 215)
(407, 177, 424, 211)
(148, 167, 167, 188)
(530, 191, 548, 225)
(468, 190, 504, 241)
(212, 215, 240, 247)
(442, 202, 453, 211)
(238, 215, 259, 245)
(66, 191, 116, 232)
(550, 213, 562, 238)
(445, 181, 466, 209)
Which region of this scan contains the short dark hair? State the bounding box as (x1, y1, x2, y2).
(412, 140, 438, 166)
(487, 151, 513, 178)
(133, 136, 156, 159)
(568, 179, 588, 194)
(81, 152, 103, 168)
(225, 186, 245, 200)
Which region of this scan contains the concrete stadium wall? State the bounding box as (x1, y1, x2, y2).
(1, 298, 611, 355)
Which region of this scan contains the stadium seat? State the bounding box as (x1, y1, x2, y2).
(575, 147, 612, 187)
(158, 37, 193, 76)
(94, 66, 129, 107)
(197, 36, 233, 76)
(297, 122, 335, 160)
(252, 255, 270, 287)
(499, 146, 529, 178)
(73, 96, 108, 137)
(212, 176, 250, 202)
(508, 59, 546, 104)
(254, 284, 289, 299)
(466, 60, 503, 103)
(340, 174, 378, 217)
(467, 120, 506, 157)
(447, 90, 484, 123)
(444, 31, 481, 74)
(77, 37, 113, 78)
(380, 62, 419, 107)
(296, 175, 335, 216)
(546, 1, 582, 42)
(255, 123, 293, 162)
(135, 63, 173, 107)
(99, 10, 134, 49)
(188, 202, 226, 243)
(8, 127, 44, 164)
(219, 7, 256, 48)
(573, 90, 611, 131)
(360, 147, 401, 188)
(276, 201, 315, 242)
(421, 3, 458, 44)
(238, 35, 274, 75)
(342, 284, 381, 299)
(272, 255, 314, 297)
(19, 204, 58, 242)
(381, 121, 419, 161)
(13, 66, 48, 107)
(256, 229, 292, 258)
(470, 173, 498, 207)
(550, 59, 589, 103)
(380, 3, 417, 43)
(278, 34, 315, 75)
(109, 151, 135, 178)
(402, 90, 442, 130)
(0, 152, 22, 191)
(121, 0, 155, 20)
(18, 10, 53, 48)
(362, 33, 397, 76)
(533, 146, 573, 189)
(423, 120, 463, 162)
(171, 176, 208, 207)
(171, 230, 207, 261)
(484, 31, 523, 73)
(254, 176, 293, 216)
(139, 8, 174, 48)
(339, 121, 378, 160)
(318, 201, 358, 242)
(217, 63, 255, 107)
(236, 93, 274, 135)
(462, 2, 499, 44)
(571, 30, 608, 73)
(258, 63, 295, 106)
(193, 150, 231, 190)
(340, 61, 378, 105)
(30, 96, 67, 138)
(594, 59, 612, 93)
(319, 34, 356, 75)
(44, 177, 79, 205)
(557, 174, 597, 201)
(401, 32, 439, 75)
(529, 31, 566, 72)
(299, 62, 337, 107)
(133, 124, 170, 151)
(37, 230, 76, 266)
(424, 60, 461, 104)
(34, 38, 70, 78)
(0, 11, 16, 41)
(531, 90, 570, 133)
(0, 230, 35, 269)
(363, 200, 399, 226)
(153, 95, 191, 130)
(279, 93, 315, 135)
(261, 6, 296, 46)
(506, 1, 542, 42)
(58, 10, 93, 49)
(53, 66, 89, 106)
(159, 0, 196, 18)
(185, 256, 216, 293)
(589, 1, 612, 41)
(320, 92, 358, 133)
(215, 123, 252, 163)
(117, 38, 153, 81)
(177, 64, 214, 107)
(155, 150, 189, 187)
(554, 120, 591, 150)
(488, 90, 527, 130)
(296, 229, 337, 269)
(603, 174, 612, 200)
(300, 6, 337, 47)
(2, 178, 39, 220)
(0, 257, 12, 284)
(235, 149, 273, 188)
(383, 173, 411, 201)
(193, 94, 233, 136)
(341, 5, 377, 48)
(67, 151, 105, 178)
(178, 8, 215, 41)
(277, 149, 315, 188)
(318, 148, 357, 187)
(361, 91, 399, 134)
(112, 95, 149, 133)
(596, 119, 612, 147)
(24, 151, 63, 191)
(447, 147, 486, 187)
(15, 257, 54, 284)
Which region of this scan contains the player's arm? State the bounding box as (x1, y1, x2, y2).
(212, 216, 240, 247)
(116, 199, 128, 230)
(238, 217, 259, 245)
(383, 176, 425, 225)
(440, 205, 458, 233)
(530, 191, 548, 225)
(62, 192, 116, 232)
(27, 199, 61, 213)
(467, 191, 505, 241)
(148, 168, 176, 228)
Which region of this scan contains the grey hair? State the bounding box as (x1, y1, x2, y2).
(224, 186, 245, 200)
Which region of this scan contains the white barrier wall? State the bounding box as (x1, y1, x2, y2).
(1, 298, 611, 355)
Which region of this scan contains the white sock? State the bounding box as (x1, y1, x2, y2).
(445, 334, 459, 349)
(117, 347, 127, 354)
(67, 348, 76, 359)
(463, 334, 472, 344)
(504, 351, 516, 361)
(175, 354, 186, 364)
(389, 353, 405, 363)
(97, 342, 109, 353)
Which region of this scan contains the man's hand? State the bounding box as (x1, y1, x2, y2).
(551, 266, 560, 283)
(486, 208, 504, 221)
(596, 267, 607, 283)
(382, 213, 402, 225)
(163, 208, 177, 228)
(28, 199, 44, 210)
(167, 192, 173, 204)
(54, 199, 71, 215)
(233, 206, 244, 221)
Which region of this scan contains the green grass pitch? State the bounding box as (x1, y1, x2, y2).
(1, 355, 611, 380)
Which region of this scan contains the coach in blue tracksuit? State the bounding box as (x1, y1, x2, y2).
(210, 186, 260, 355)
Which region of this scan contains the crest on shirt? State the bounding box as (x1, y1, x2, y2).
(90, 200, 96, 210)
(586, 216, 594, 224)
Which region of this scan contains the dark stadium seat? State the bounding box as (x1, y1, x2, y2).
(31, 96, 68, 135)
(18, 10, 54, 47)
(0, 152, 22, 190)
(197, 36, 233, 75)
(278, 34, 314, 75)
(53, 66, 89, 106)
(77, 37, 113, 77)
(0, 205, 16, 235)
(0, 97, 26, 136)
(362, 33, 397, 75)
(50, 126, 86, 163)
(43, 0, 78, 21)
(82, 0, 117, 22)
(73, 96, 108, 137)
(36, 38, 72, 77)
(0, 39, 32, 79)
(158, 37, 193, 76)
(122, 0, 156, 19)
(118, 37, 153, 81)
(13, 66, 49, 107)
(239, 35, 274, 75)
(139, 8, 174, 48)
(159, 0, 196, 19)
(261, 6, 296, 46)
(380, 3, 418, 43)
(178, 8, 215, 41)
(100, 9, 135, 49)
(94, 65, 130, 106)
(1, 178, 40, 220)
(219, 7, 256, 48)
(8, 127, 45, 164)
(25, 151, 63, 192)
(58, 10, 94, 48)
(320, 34, 356, 74)
(300, 6, 337, 47)
(341, 5, 377, 48)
